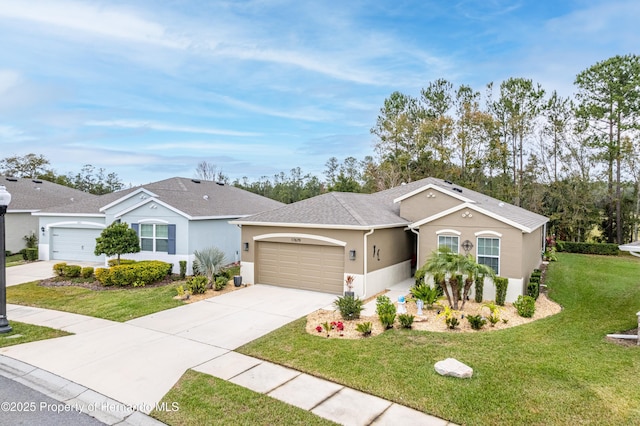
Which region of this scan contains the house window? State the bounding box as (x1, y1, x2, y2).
(438, 235, 459, 253)
(140, 224, 169, 252)
(477, 237, 500, 274)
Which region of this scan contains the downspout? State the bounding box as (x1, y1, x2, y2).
(542, 222, 547, 258)
(410, 226, 420, 273)
(363, 228, 374, 298)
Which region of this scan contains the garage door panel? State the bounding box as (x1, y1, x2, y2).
(257, 242, 344, 294)
(51, 228, 104, 262)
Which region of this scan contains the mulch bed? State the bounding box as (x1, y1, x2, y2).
(39, 276, 179, 291)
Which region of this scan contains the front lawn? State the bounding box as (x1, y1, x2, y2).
(6, 253, 26, 267)
(238, 253, 640, 425)
(151, 370, 337, 426)
(0, 321, 71, 348)
(7, 281, 184, 322)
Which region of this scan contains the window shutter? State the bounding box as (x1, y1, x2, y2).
(131, 223, 139, 234)
(168, 224, 176, 255)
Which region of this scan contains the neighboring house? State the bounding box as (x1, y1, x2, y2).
(35, 177, 284, 273)
(1, 176, 97, 253)
(232, 177, 548, 303)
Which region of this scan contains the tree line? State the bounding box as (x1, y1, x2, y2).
(0, 153, 124, 195)
(233, 54, 640, 245)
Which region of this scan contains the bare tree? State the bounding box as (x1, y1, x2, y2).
(195, 161, 228, 183)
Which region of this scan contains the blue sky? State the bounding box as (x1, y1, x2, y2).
(0, 1, 638, 186)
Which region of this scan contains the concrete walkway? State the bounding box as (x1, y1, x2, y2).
(362, 278, 414, 316)
(6, 260, 103, 287)
(1, 269, 455, 425)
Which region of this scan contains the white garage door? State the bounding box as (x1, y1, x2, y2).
(51, 228, 104, 262)
(257, 242, 344, 294)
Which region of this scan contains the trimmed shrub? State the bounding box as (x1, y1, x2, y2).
(53, 262, 67, 277)
(514, 295, 536, 318)
(398, 313, 415, 329)
(556, 241, 619, 256)
(95, 261, 171, 287)
(474, 275, 484, 303)
(95, 268, 110, 285)
(494, 277, 509, 306)
(334, 295, 364, 320)
(179, 260, 187, 279)
(467, 314, 486, 330)
(63, 265, 82, 278)
(108, 258, 137, 267)
(19, 248, 27, 260)
(527, 280, 540, 300)
(81, 266, 94, 279)
(25, 248, 38, 261)
(376, 295, 396, 329)
(214, 276, 228, 291)
(187, 276, 208, 294)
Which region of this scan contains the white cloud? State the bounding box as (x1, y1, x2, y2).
(84, 119, 261, 137)
(0, 69, 22, 94)
(0, 124, 33, 141)
(0, 0, 189, 49)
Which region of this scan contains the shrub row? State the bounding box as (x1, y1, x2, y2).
(52, 262, 94, 279)
(96, 260, 172, 287)
(556, 241, 619, 256)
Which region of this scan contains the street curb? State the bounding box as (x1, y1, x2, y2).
(0, 355, 166, 426)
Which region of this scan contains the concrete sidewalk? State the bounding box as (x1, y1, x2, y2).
(1, 283, 455, 425)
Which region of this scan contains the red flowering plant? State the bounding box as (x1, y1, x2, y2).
(316, 321, 345, 337)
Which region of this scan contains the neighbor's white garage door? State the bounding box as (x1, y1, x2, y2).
(51, 228, 104, 262)
(256, 241, 344, 294)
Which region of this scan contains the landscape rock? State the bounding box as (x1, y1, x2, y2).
(434, 358, 473, 379)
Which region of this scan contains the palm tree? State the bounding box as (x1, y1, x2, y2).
(460, 255, 496, 309)
(193, 247, 227, 288)
(423, 247, 466, 309)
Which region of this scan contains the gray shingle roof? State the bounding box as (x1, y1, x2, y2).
(2, 176, 97, 211)
(36, 177, 284, 218)
(235, 177, 548, 232)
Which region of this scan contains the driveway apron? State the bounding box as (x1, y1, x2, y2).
(0, 285, 335, 413)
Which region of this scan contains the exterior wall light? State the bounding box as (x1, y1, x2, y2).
(349, 249, 356, 260)
(243, 242, 249, 251)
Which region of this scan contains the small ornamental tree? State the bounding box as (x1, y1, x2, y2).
(94, 222, 140, 265)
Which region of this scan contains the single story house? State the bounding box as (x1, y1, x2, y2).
(1, 176, 97, 253)
(35, 177, 283, 274)
(232, 177, 548, 303)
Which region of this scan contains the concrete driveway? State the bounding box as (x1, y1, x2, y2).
(1, 285, 336, 411)
(6, 260, 104, 287)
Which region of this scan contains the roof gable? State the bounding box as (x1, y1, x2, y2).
(99, 188, 158, 212)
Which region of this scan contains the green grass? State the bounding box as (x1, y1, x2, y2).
(6, 253, 26, 267)
(237, 253, 640, 425)
(7, 281, 184, 322)
(0, 321, 71, 348)
(151, 370, 337, 426)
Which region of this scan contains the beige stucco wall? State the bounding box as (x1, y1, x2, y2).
(521, 226, 544, 280)
(417, 209, 525, 279)
(399, 189, 462, 222)
(366, 227, 413, 273)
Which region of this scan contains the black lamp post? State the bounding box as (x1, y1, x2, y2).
(0, 185, 12, 333)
